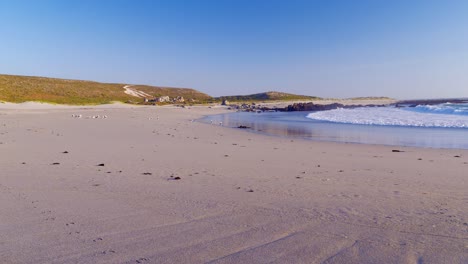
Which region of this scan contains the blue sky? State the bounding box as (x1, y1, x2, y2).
(1, 0, 467, 99)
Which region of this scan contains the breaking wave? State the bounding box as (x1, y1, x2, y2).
(306, 106, 468, 128)
(405, 103, 468, 116)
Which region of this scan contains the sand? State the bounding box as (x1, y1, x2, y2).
(123, 86, 153, 99)
(1, 104, 467, 263)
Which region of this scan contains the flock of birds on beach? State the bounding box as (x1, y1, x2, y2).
(71, 114, 108, 119)
(210, 120, 223, 125)
(70, 113, 225, 126)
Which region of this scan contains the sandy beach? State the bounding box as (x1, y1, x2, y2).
(1, 104, 467, 263)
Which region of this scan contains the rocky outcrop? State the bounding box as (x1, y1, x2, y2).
(285, 102, 345, 111)
(156, 96, 170, 103)
(148, 96, 185, 103)
(229, 102, 389, 112)
(396, 98, 468, 107)
(173, 96, 185, 103)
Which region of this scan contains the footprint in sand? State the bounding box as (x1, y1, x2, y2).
(101, 249, 116, 254)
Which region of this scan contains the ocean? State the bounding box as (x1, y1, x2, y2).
(200, 102, 468, 149)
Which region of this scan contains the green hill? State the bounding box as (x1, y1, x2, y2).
(348, 96, 394, 100)
(216, 91, 321, 102)
(0, 74, 211, 105)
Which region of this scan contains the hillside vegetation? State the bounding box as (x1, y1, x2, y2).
(0, 74, 210, 105)
(0, 74, 135, 104)
(216, 91, 321, 102)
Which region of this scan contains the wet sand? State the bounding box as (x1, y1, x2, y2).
(1, 104, 467, 263)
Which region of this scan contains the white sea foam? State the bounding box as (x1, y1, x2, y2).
(306, 106, 468, 128)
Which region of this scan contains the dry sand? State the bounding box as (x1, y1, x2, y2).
(0, 104, 467, 263)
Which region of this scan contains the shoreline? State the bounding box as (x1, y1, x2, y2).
(2, 101, 467, 150)
(199, 110, 468, 150)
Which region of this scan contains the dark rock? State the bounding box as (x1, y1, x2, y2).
(392, 150, 404, 153)
(396, 98, 468, 107)
(237, 125, 250, 129)
(51, 162, 60, 165)
(285, 102, 345, 112)
(244, 102, 392, 112)
(97, 163, 105, 166)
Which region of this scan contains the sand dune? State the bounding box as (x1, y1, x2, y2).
(123, 85, 153, 98)
(1, 106, 467, 263)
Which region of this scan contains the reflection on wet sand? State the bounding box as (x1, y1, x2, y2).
(215, 112, 324, 138)
(201, 111, 468, 149)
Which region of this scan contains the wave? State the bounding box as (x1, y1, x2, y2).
(306, 107, 468, 128)
(404, 103, 468, 116)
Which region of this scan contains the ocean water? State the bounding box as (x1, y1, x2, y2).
(200, 103, 468, 149)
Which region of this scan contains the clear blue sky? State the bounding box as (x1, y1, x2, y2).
(1, 0, 467, 99)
